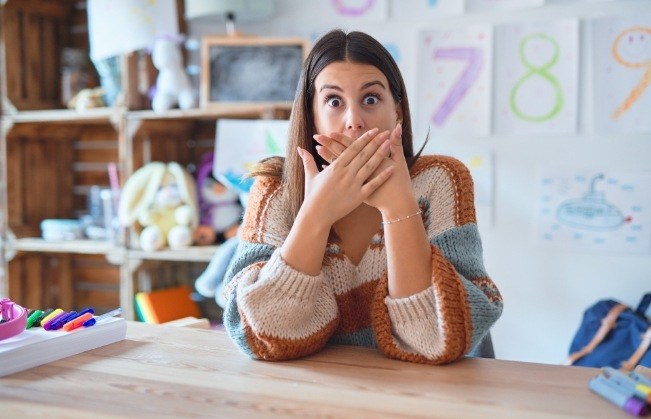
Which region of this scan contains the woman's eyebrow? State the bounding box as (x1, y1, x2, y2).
(361, 80, 386, 90)
(319, 84, 343, 92)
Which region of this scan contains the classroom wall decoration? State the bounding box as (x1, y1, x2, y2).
(327, 0, 388, 22)
(593, 14, 651, 134)
(495, 20, 579, 135)
(390, 0, 464, 20)
(466, 0, 544, 13)
(213, 119, 289, 196)
(416, 25, 493, 138)
(535, 170, 651, 254)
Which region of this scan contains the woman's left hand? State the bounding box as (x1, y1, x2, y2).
(314, 123, 412, 211)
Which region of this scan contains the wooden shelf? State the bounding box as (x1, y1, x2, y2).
(128, 104, 292, 122)
(5, 108, 123, 125)
(12, 237, 122, 255)
(127, 245, 219, 262)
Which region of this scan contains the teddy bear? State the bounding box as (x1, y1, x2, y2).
(193, 152, 242, 245)
(118, 162, 198, 251)
(151, 37, 196, 113)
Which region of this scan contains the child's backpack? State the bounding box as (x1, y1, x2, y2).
(567, 293, 651, 371)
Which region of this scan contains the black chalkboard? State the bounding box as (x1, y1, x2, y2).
(201, 37, 307, 107)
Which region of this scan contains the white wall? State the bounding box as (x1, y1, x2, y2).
(191, 0, 651, 364)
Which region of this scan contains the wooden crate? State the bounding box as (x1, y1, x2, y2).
(1, 0, 77, 111)
(6, 122, 118, 237)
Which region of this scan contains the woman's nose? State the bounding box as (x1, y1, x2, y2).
(345, 105, 365, 131)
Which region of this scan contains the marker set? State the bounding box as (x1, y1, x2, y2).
(589, 367, 651, 416)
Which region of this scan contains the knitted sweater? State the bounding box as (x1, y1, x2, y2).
(223, 155, 503, 364)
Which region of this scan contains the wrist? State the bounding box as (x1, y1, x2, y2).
(379, 199, 420, 222)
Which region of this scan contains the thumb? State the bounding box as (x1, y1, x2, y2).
(297, 147, 318, 179)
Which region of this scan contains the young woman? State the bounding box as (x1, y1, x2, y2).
(222, 29, 502, 364)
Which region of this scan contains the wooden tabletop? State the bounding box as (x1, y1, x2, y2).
(0, 321, 628, 418)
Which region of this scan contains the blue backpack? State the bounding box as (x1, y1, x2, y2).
(567, 293, 651, 370)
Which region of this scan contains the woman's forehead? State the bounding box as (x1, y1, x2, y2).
(314, 61, 388, 90)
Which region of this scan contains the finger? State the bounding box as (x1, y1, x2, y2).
(360, 166, 394, 198)
(331, 128, 377, 149)
(337, 128, 386, 170)
(313, 134, 346, 159)
(356, 139, 391, 181)
(346, 130, 390, 172)
(389, 122, 403, 161)
(315, 145, 337, 164)
(297, 147, 318, 179)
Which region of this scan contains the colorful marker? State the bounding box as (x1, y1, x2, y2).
(58, 308, 94, 329)
(630, 370, 651, 387)
(63, 312, 94, 332)
(26, 309, 44, 329)
(50, 311, 78, 330)
(84, 308, 123, 327)
(39, 308, 63, 327)
(43, 311, 68, 331)
(603, 367, 651, 403)
(34, 308, 54, 327)
(589, 374, 648, 417)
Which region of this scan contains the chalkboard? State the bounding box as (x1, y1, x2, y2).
(201, 37, 307, 108)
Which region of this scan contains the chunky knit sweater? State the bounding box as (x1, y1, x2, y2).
(223, 155, 503, 364)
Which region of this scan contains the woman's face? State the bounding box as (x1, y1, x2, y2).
(312, 61, 402, 140)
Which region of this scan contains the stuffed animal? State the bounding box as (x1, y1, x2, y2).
(119, 162, 198, 251)
(151, 38, 195, 113)
(193, 152, 242, 245)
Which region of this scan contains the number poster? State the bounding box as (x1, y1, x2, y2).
(417, 25, 493, 138)
(495, 20, 579, 135)
(593, 14, 651, 133)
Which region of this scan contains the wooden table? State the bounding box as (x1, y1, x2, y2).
(0, 322, 628, 418)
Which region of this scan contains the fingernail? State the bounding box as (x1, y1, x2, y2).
(397, 123, 402, 137)
(297, 147, 304, 158)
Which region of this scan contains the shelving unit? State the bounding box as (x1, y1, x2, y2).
(0, 0, 292, 320)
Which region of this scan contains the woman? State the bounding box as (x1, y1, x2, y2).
(222, 29, 502, 364)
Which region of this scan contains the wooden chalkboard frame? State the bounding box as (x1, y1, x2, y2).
(200, 36, 308, 109)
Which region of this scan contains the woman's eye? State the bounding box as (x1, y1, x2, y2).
(364, 95, 379, 105)
(326, 97, 342, 107)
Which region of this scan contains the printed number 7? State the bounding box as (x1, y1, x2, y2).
(431, 47, 483, 126)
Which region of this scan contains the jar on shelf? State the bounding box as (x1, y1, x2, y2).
(60, 48, 96, 108)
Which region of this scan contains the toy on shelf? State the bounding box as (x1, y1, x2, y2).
(193, 152, 242, 245)
(118, 162, 198, 251)
(151, 37, 196, 113)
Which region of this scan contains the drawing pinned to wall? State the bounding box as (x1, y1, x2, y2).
(593, 14, 651, 134)
(390, 0, 464, 20)
(416, 26, 492, 138)
(536, 170, 651, 254)
(495, 20, 579, 135)
(327, 0, 388, 22)
(466, 0, 544, 12)
(213, 119, 289, 198)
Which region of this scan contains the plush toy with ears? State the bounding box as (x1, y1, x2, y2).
(119, 162, 198, 251)
(151, 37, 196, 113)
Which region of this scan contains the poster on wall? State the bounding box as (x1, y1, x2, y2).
(535, 170, 651, 254)
(390, 0, 464, 20)
(495, 20, 579, 135)
(213, 119, 289, 198)
(416, 25, 493, 138)
(593, 14, 651, 134)
(322, 0, 389, 23)
(466, 0, 544, 12)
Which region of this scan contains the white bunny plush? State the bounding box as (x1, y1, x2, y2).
(151, 38, 196, 113)
(119, 162, 198, 251)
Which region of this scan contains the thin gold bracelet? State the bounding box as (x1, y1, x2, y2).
(382, 209, 423, 225)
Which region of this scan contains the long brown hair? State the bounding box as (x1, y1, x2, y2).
(252, 29, 422, 220)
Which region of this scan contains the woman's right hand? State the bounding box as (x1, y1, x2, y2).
(297, 128, 392, 227)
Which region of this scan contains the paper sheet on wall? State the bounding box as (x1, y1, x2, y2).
(322, 0, 388, 23)
(416, 25, 493, 138)
(390, 0, 464, 20)
(88, 0, 179, 61)
(593, 14, 651, 134)
(495, 20, 579, 135)
(466, 0, 544, 12)
(213, 120, 289, 199)
(535, 170, 651, 254)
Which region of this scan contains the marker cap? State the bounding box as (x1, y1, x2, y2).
(624, 397, 649, 416)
